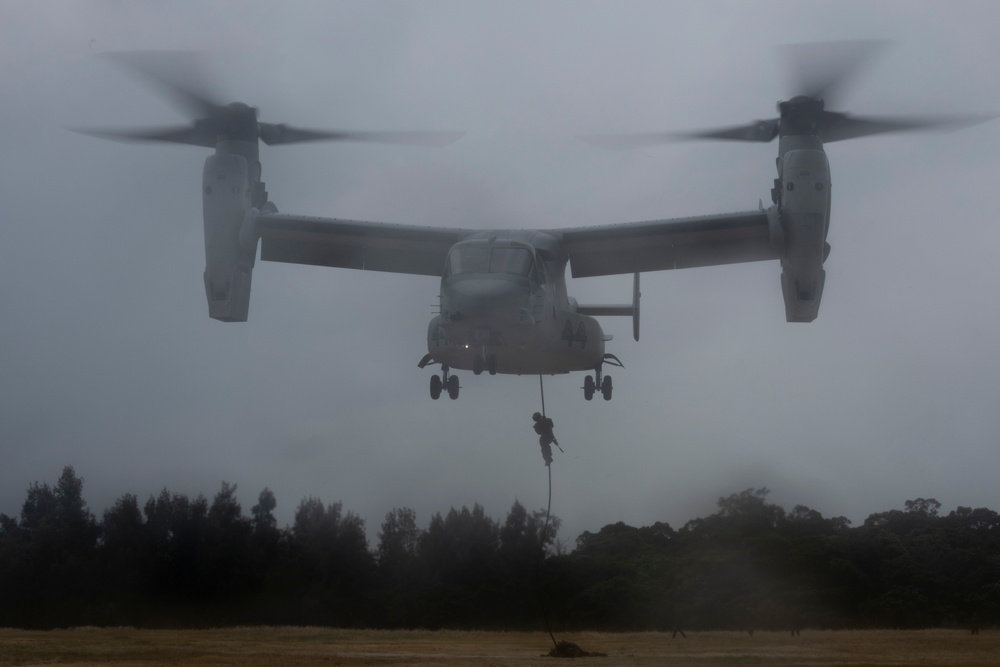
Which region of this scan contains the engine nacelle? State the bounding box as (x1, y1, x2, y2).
(777, 148, 831, 322)
(202, 154, 259, 322)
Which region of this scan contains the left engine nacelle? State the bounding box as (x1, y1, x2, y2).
(777, 147, 831, 323)
(202, 154, 259, 322)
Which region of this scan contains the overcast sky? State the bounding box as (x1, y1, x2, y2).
(3, 1, 999, 546)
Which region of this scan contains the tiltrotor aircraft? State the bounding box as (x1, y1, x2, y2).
(82, 45, 993, 401)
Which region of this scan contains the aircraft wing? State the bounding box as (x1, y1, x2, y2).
(556, 210, 780, 278)
(255, 213, 475, 277)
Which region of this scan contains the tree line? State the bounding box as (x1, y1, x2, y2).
(1, 467, 998, 630)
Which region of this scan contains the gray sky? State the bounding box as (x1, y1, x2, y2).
(3, 1, 999, 547)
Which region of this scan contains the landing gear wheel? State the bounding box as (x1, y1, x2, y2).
(430, 374, 442, 400)
(601, 375, 613, 401)
(447, 374, 460, 400)
(487, 354, 498, 376)
(473, 355, 484, 376)
(583, 375, 595, 401)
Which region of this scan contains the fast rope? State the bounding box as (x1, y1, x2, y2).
(536, 375, 560, 650)
(539, 375, 545, 417)
(533, 376, 603, 659)
(538, 461, 558, 651)
(539, 375, 563, 453)
(533, 376, 600, 658)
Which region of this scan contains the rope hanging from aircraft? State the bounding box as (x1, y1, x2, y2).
(533, 376, 602, 658)
(539, 376, 546, 417)
(534, 375, 559, 650)
(537, 461, 559, 652)
(535, 376, 564, 464)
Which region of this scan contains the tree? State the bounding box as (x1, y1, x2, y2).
(418, 504, 499, 627)
(374, 507, 423, 627)
(288, 497, 374, 625)
(904, 498, 942, 518)
(99, 492, 151, 619)
(499, 500, 534, 558)
(10, 468, 1000, 631)
(421, 504, 498, 585)
(377, 507, 420, 572)
(6, 467, 99, 627)
(251, 488, 278, 535)
(0, 511, 26, 625)
(716, 487, 785, 528)
(143, 488, 209, 600)
(570, 521, 675, 629)
(249, 487, 282, 591)
(202, 482, 254, 603)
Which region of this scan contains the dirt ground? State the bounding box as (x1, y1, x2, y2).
(0, 627, 997, 666)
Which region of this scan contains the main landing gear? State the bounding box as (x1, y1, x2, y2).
(418, 354, 460, 401)
(583, 354, 624, 402)
(583, 372, 612, 401)
(429, 365, 460, 400)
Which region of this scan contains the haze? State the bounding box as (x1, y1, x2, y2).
(2, 1, 999, 544)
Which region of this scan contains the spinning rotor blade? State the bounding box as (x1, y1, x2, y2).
(781, 40, 888, 107)
(668, 40, 889, 144)
(578, 131, 682, 150)
(102, 50, 224, 120)
(73, 124, 217, 147)
(675, 119, 780, 143)
(587, 41, 995, 148)
(81, 51, 260, 146)
(580, 119, 779, 149)
(80, 51, 464, 149)
(258, 124, 464, 147)
(818, 111, 999, 143)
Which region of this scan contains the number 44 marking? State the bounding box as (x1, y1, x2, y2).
(562, 321, 588, 348)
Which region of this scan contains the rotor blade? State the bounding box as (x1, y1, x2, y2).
(102, 51, 225, 120)
(577, 132, 679, 150)
(676, 119, 780, 143)
(781, 40, 889, 105)
(580, 119, 779, 149)
(819, 111, 999, 143)
(70, 124, 217, 147)
(258, 124, 464, 147)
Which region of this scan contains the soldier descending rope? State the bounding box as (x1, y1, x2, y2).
(532, 412, 559, 466)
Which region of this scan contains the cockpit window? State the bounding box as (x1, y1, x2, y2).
(447, 244, 537, 280)
(489, 247, 533, 275)
(448, 244, 491, 276)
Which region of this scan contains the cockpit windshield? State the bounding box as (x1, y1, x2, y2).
(489, 247, 534, 275)
(447, 243, 537, 279)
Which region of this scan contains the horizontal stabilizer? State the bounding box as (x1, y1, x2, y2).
(576, 304, 633, 317)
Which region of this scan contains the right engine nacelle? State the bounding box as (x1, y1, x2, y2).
(202, 153, 259, 322)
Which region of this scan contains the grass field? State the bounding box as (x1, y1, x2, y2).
(0, 627, 997, 666)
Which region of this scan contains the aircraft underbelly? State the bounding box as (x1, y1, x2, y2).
(426, 312, 606, 375)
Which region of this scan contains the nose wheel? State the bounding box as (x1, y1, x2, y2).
(430, 366, 460, 400)
(472, 352, 497, 376)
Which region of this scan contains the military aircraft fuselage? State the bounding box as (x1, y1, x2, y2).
(425, 231, 607, 376)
